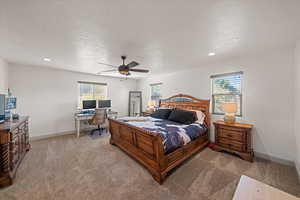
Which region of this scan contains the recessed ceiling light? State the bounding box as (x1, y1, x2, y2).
(43, 58, 51, 62)
(208, 52, 216, 56)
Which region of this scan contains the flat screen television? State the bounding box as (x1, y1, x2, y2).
(82, 100, 96, 109)
(0, 94, 5, 120)
(98, 100, 111, 108)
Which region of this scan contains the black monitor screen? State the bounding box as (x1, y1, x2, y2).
(82, 100, 96, 109)
(98, 100, 111, 108)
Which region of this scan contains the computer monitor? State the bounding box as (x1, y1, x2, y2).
(98, 100, 111, 108)
(0, 94, 5, 120)
(6, 97, 16, 110)
(82, 100, 96, 109)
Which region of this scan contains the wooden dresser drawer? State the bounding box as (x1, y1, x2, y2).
(10, 121, 28, 138)
(218, 138, 245, 152)
(218, 128, 245, 142)
(10, 128, 19, 139)
(0, 116, 30, 187)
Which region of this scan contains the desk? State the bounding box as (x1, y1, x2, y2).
(74, 111, 118, 138)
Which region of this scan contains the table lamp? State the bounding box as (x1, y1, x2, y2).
(147, 100, 156, 112)
(223, 102, 237, 124)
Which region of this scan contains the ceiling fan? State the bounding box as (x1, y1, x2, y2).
(97, 56, 149, 76)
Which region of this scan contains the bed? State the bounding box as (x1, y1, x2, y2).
(109, 94, 210, 184)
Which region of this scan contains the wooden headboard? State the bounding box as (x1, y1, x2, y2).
(160, 94, 210, 131)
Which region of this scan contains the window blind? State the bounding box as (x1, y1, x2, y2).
(77, 82, 107, 108)
(150, 83, 162, 104)
(212, 72, 242, 94)
(211, 72, 243, 116)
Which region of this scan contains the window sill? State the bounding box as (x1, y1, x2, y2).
(212, 113, 242, 118)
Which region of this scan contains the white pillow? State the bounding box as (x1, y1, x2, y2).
(192, 110, 205, 124)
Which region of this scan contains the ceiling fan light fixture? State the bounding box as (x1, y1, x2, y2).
(119, 69, 129, 75)
(97, 55, 149, 76)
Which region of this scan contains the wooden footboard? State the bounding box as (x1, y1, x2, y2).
(109, 118, 209, 184)
(109, 119, 167, 183)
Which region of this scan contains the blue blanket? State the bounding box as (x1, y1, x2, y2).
(118, 117, 207, 154)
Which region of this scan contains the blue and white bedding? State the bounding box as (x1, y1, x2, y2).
(117, 117, 207, 154)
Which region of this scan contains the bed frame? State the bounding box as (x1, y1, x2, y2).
(109, 94, 210, 184)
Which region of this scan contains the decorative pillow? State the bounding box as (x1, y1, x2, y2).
(191, 110, 206, 124)
(168, 109, 197, 124)
(150, 108, 172, 119)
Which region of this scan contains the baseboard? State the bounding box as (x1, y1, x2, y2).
(29, 130, 76, 141)
(254, 151, 295, 167)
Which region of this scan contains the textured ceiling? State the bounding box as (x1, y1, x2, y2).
(1, 0, 300, 78)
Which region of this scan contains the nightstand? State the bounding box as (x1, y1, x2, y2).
(212, 120, 254, 162)
(142, 110, 154, 116)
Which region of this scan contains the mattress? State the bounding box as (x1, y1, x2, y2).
(117, 117, 207, 154)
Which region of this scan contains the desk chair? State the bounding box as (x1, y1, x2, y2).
(89, 109, 107, 135)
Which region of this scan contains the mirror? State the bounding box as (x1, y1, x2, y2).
(128, 91, 142, 116)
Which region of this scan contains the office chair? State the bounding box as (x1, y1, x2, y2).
(89, 109, 107, 135)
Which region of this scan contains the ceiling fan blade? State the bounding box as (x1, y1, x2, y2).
(97, 62, 118, 68)
(97, 69, 118, 74)
(127, 61, 139, 68)
(129, 69, 149, 73)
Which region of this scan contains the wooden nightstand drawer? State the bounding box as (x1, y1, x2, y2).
(142, 111, 153, 116)
(213, 120, 253, 162)
(218, 125, 244, 133)
(218, 128, 245, 142)
(218, 138, 245, 152)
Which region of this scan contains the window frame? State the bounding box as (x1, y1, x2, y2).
(211, 71, 243, 117)
(150, 82, 162, 102)
(77, 81, 108, 109)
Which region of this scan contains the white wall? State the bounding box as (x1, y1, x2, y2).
(0, 58, 8, 93)
(138, 49, 296, 162)
(294, 40, 300, 175)
(8, 63, 137, 137)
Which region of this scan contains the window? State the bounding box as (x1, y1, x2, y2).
(150, 83, 162, 104)
(78, 81, 107, 108)
(211, 72, 243, 116)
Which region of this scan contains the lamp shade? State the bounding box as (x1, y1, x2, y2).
(147, 100, 156, 107)
(222, 103, 237, 113)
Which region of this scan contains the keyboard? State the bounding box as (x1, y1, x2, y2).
(79, 110, 95, 115)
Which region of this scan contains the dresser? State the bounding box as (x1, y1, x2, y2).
(212, 120, 253, 162)
(0, 116, 30, 187)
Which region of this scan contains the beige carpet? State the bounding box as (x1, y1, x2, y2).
(1, 134, 299, 200)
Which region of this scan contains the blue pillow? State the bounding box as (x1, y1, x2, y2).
(150, 109, 172, 119)
(168, 109, 197, 124)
